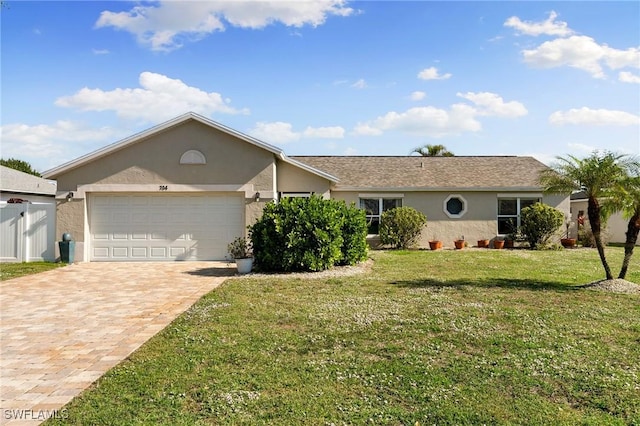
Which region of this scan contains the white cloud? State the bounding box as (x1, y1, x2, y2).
(353, 92, 526, 137)
(302, 126, 345, 139)
(456, 92, 527, 117)
(522, 35, 640, 79)
(619, 71, 640, 84)
(353, 105, 481, 138)
(417, 67, 451, 81)
(504, 11, 573, 37)
(343, 147, 358, 155)
(549, 107, 640, 126)
(92, 48, 110, 55)
(351, 79, 367, 89)
(352, 123, 383, 136)
(409, 91, 426, 101)
(55, 72, 248, 122)
(249, 121, 345, 144)
(0, 121, 122, 170)
(567, 142, 598, 153)
(95, 1, 354, 52)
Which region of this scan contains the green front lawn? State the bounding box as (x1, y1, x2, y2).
(48, 248, 639, 425)
(0, 261, 64, 281)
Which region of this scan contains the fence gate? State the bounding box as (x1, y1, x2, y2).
(0, 203, 56, 262)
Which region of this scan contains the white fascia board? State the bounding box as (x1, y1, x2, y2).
(278, 154, 339, 183)
(333, 186, 545, 192)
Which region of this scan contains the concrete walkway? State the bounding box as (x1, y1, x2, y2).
(0, 262, 234, 425)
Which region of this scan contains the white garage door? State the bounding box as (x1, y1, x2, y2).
(90, 194, 244, 261)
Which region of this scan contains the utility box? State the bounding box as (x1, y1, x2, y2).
(59, 233, 75, 263)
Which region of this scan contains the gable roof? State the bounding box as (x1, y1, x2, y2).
(42, 112, 338, 183)
(292, 156, 549, 191)
(0, 166, 56, 196)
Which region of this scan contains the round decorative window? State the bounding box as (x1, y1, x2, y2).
(444, 194, 467, 218)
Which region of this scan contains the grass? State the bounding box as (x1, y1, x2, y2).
(47, 247, 639, 425)
(0, 261, 64, 281)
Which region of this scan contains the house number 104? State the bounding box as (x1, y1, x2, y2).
(159, 185, 168, 191)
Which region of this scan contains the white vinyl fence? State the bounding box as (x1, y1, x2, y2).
(0, 202, 56, 262)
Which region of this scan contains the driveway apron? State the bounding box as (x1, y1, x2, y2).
(0, 262, 233, 425)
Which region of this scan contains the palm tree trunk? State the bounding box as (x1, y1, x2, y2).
(588, 196, 613, 280)
(618, 207, 640, 279)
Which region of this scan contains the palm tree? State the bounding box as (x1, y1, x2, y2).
(539, 152, 638, 280)
(411, 144, 454, 157)
(604, 174, 640, 279)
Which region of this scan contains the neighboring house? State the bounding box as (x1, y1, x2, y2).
(0, 166, 57, 262)
(570, 191, 634, 244)
(42, 112, 569, 262)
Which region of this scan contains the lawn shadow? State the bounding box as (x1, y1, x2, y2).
(392, 277, 582, 292)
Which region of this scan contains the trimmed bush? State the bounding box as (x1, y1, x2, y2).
(520, 202, 564, 249)
(338, 202, 368, 265)
(379, 206, 427, 249)
(249, 196, 367, 272)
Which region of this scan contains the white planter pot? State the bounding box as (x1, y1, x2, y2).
(235, 257, 253, 274)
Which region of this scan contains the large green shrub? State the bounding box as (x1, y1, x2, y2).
(249, 196, 367, 272)
(379, 206, 427, 249)
(520, 202, 564, 249)
(338, 202, 368, 265)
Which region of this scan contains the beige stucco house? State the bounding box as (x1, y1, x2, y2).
(43, 112, 569, 262)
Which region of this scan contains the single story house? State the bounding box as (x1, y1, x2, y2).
(42, 112, 569, 262)
(1, 166, 57, 262)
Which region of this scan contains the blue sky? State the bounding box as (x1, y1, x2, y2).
(1, 1, 639, 174)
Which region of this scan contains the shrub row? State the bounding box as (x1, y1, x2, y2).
(249, 196, 368, 272)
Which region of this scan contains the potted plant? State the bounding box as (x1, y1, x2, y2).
(454, 236, 465, 250)
(560, 219, 576, 248)
(477, 238, 489, 248)
(493, 237, 505, 249)
(227, 237, 253, 274)
(429, 239, 443, 250)
(504, 220, 519, 248)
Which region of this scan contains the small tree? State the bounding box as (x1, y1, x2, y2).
(539, 152, 638, 279)
(0, 158, 41, 176)
(411, 144, 454, 157)
(379, 207, 427, 249)
(520, 203, 564, 249)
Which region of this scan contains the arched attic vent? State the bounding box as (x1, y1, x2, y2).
(180, 150, 206, 165)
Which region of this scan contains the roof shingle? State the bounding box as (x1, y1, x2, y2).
(291, 156, 548, 191)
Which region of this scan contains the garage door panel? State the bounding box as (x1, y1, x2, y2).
(90, 194, 244, 261)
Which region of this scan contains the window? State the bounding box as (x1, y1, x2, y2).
(444, 194, 467, 218)
(359, 197, 402, 234)
(497, 197, 540, 234)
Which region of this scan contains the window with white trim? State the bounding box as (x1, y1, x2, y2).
(444, 194, 467, 218)
(497, 197, 540, 234)
(360, 197, 402, 234)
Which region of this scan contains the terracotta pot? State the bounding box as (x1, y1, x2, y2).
(493, 240, 505, 249)
(477, 239, 489, 248)
(454, 240, 465, 250)
(429, 240, 443, 250)
(561, 238, 577, 248)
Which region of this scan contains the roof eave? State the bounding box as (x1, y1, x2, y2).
(332, 186, 551, 192)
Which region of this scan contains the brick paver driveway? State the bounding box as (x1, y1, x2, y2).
(0, 262, 234, 425)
